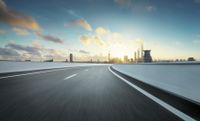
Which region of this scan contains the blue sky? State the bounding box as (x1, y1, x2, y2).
(0, 0, 200, 61)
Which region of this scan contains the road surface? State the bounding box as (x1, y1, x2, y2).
(0, 65, 195, 121)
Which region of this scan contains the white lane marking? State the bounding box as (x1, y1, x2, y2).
(0, 68, 69, 80)
(64, 74, 77, 80)
(85, 69, 88, 71)
(108, 67, 195, 121)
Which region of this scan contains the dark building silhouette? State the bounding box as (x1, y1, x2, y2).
(188, 57, 195, 61)
(70, 53, 73, 62)
(44, 59, 53, 62)
(143, 50, 152, 62)
(108, 52, 110, 62)
(134, 52, 137, 62)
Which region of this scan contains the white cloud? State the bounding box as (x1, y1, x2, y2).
(66, 19, 92, 31)
(66, 10, 81, 18)
(80, 35, 105, 47)
(95, 27, 109, 35)
(80, 26, 139, 58)
(12, 27, 30, 36)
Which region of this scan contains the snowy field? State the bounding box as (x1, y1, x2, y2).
(0, 61, 108, 73)
(112, 63, 200, 104)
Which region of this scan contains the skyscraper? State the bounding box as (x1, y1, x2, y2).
(134, 52, 137, 62)
(137, 49, 140, 62)
(143, 50, 152, 62)
(108, 52, 110, 62)
(141, 42, 144, 61)
(70, 53, 73, 62)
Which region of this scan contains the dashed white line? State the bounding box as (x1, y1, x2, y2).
(108, 66, 195, 121)
(64, 73, 77, 80)
(0, 68, 69, 80)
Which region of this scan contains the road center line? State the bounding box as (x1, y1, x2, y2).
(108, 66, 195, 121)
(64, 74, 77, 80)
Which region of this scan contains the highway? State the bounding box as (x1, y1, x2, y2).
(0, 65, 197, 121)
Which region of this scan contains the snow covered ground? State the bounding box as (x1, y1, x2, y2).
(0, 61, 108, 73)
(112, 63, 200, 104)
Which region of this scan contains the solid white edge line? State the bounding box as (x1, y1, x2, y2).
(64, 73, 77, 80)
(0, 68, 69, 80)
(108, 66, 195, 121)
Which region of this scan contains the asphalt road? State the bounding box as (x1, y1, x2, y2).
(0, 66, 186, 121)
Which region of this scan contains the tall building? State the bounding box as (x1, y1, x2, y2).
(141, 42, 144, 61)
(70, 53, 73, 62)
(124, 55, 128, 63)
(134, 52, 137, 62)
(143, 50, 152, 62)
(137, 49, 140, 61)
(108, 52, 110, 62)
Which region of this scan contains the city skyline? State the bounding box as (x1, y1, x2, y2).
(0, 0, 200, 61)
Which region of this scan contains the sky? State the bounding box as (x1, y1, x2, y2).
(0, 0, 200, 61)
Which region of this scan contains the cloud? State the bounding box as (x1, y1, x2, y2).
(80, 27, 124, 48)
(0, 47, 19, 56)
(80, 35, 105, 47)
(79, 50, 90, 54)
(32, 40, 43, 48)
(80, 26, 140, 58)
(193, 40, 200, 44)
(12, 27, 30, 36)
(66, 10, 81, 18)
(0, 28, 6, 34)
(93, 36, 105, 47)
(5, 43, 41, 55)
(0, 0, 41, 30)
(66, 19, 92, 31)
(80, 35, 92, 45)
(36, 32, 64, 44)
(0, 42, 68, 61)
(95, 27, 109, 35)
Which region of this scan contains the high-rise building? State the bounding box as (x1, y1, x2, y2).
(137, 49, 140, 61)
(134, 52, 137, 62)
(124, 55, 128, 63)
(70, 53, 73, 62)
(141, 42, 144, 61)
(143, 50, 152, 62)
(108, 52, 110, 62)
